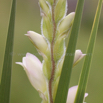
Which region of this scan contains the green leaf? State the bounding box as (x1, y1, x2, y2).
(54, 0, 85, 102)
(0, 0, 16, 103)
(74, 0, 103, 103)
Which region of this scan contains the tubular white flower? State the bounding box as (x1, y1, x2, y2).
(16, 53, 46, 93)
(25, 31, 48, 55)
(66, 86, 88, 103)
(74, 50, 86, 66)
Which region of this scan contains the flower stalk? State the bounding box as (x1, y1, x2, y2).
(49, 0, 56, 102)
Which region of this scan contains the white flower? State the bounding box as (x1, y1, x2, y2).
(66, 86, 88, 103)
(74, 50, 86, 66)
(16, 53, 46, 93)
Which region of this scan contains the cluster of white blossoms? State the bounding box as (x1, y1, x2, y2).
(16, 0, 88, 103)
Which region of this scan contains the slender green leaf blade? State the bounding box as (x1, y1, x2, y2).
(0, 0, 16, 103)
(54, 0, 85, 102)
(74, 0, 103, 103)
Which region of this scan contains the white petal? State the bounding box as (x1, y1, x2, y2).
(66, 86, 78, 103)
(74, 50, 86, 66)
(85, 93, 88, 97)
(16, 53, 46, 92)
(66, 86, 88, 103)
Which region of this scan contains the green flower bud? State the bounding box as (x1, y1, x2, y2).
(42, 17, 53, 42)
(53, 37, 65, 62)
(42, 56, 52, 80)
(54, 59, 64, 80)
(54, 0, 67, 23)
(39, 0, 50, 16)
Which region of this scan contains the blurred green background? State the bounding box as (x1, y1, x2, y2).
(0, 0, 103, 103)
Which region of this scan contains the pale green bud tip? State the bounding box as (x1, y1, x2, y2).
(74, 50, 86, 66)
(25, 31, 48, 54)
(66, 85, 88, 103)
(16, 53, 46, 93)
(59, 12, 75, 34)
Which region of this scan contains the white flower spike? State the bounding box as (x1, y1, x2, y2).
(16, 53, 46, 93)
(74, 50, 86, 66)
(66, 86, 88, 103)
(16, 0, 89, 102)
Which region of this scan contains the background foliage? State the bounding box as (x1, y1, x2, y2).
(0, 0, 103, 103)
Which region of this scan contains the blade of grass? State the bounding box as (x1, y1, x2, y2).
(54, 0, 85, 102)
(0, 0, 16, 103)
(74, 0, 103, 103)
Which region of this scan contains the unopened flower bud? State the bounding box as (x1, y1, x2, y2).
(74, 50, 86, 66)
(25, 31, 48, 55)
(58, 12, 75, 35)
(39, 0, 50, 16)
(54, 0, 67, 23)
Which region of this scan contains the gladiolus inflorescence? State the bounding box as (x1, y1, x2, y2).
(16, 0, 88, 103)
